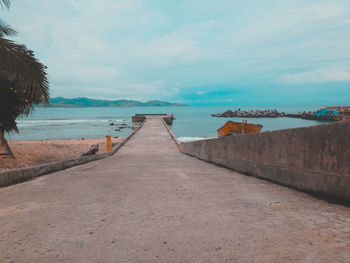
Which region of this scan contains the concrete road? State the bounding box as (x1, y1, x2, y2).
(0, 117, 349, 263)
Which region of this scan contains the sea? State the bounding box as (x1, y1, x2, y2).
(6, 105, 329, 142)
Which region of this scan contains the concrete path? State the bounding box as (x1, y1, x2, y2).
(0, 117, 349, 263)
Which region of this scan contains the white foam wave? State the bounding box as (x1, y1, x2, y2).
(177, 136, 214, 142)
(16, 119, 124, 127)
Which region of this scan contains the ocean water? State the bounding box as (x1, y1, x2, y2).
(6, 105, 329, 141)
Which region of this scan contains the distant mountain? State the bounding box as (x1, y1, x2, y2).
(43, 97, 187, 107)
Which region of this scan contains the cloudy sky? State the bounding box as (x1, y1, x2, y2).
(2, 0, 350, 105)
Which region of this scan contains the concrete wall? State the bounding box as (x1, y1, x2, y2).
(179, 121, 350, 203)
(0, 153, 108, 187)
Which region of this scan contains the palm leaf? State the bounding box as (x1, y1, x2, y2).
(0, 0, 10, 9)
(0, 38, 49, 104)
(0, 19, 16, 37)
(0, 76, 33, 133)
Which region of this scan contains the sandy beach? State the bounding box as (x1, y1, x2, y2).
(0, 137, 123, 171)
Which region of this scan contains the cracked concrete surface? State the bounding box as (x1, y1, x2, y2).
(0, 117, 349, 263)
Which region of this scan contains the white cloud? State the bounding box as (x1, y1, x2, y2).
(297, 4, 345, 20)
(135, 80, 165, 95)
(52, 65, 120, 83)
(282, 67, 350, 83)
(2, 0, 350, 103)
(67, 0, 136, 14)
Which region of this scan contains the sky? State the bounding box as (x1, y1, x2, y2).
(2, 0, 350, 105)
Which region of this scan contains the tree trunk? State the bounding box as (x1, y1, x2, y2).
(0, 130, 15, 158)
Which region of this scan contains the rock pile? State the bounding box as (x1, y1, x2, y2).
(109, 122, 132, 132)
(212, 109, 284, 118)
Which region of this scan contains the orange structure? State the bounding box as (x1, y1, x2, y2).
(217, 120, 263, 137)
(106, 135, 112, 152)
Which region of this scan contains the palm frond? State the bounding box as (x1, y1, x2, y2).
(0, 19, 17, 37)
(0, 38, 49, 104)
(0, 77, 33, 133)
(0, 0, 10, 9)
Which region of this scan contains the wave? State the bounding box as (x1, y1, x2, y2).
(177, 136, 214, 142)
(16, 119, 126, 127)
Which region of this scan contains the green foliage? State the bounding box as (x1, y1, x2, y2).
(0, 77, 33, 132)
(0, 38, 49, 104)
(0, 0, 10, 9)
(0, 19, 16, 36)
(0, 0, 49, 133)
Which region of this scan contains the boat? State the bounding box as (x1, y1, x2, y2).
(217, 120, 263, 137)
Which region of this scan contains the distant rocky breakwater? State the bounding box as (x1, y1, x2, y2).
(212, 109, 285, 118)
(286, 112, 339, 122)
(212, 109, 340, 121)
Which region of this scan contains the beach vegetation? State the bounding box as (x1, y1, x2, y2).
(0, 0, 49, 134)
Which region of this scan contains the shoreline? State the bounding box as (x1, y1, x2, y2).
(0, 138, 123, 171)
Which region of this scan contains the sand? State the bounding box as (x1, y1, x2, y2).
(0, 137, 123, 171)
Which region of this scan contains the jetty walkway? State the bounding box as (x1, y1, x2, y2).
(0, 116, 349, 262)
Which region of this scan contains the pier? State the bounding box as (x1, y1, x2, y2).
(0, 116, 349, 262)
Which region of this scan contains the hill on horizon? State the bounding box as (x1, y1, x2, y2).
(43, 97, 187, 107)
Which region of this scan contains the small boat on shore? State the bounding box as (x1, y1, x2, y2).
(217, 120, 263, 137)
